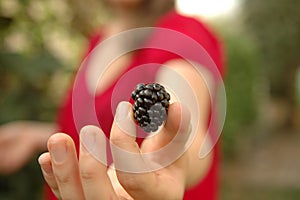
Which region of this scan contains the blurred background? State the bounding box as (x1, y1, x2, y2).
(0, 0, 299, 199)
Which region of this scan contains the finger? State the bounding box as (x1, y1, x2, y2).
(157, 102, 191, 153)
(79, 125, 118, 200)
(164, 102, 191, 136)
(107, 165, 134, 200)
(144, 102, 191, 150)
(144, 102, 190, 199)
(141, 102, 191, 170)
(38, 152, 61, 199)
(48, 133, 85, 200)
(110, 101, 156, 198)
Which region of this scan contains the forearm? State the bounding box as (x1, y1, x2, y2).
(0, 120, 58, 174)
(156, 59, 215, 189)
(22, 121, 58, 152)
(184, 128, 213, 188)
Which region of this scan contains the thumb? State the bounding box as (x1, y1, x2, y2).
(110, 101, 153, 174)
(140, 102, 192, 170)
(110, 101, 157, 199)
(143, 102, 191, 152)
(163, 102, 191, 145)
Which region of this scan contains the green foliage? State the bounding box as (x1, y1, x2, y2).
(0, 156, 44, 200)
(213, 22, 262, 157)
(0, 0, 85, 199)
(0, 49, 63, 200)
(0, 0, 112, 198)
(0, 57, 61, 199)
(0, 51, 62, 123)
(0, 30, 64, 200)
(222, 184, 300, 200)
(0, 0, 282, 198)
(243, 0, 300, 97)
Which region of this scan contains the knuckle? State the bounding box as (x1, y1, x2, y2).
(110, 135, 124, 146)
(79, 160, 97, 183)
(56, 174, 72, 185)
(80, 169, 96, 182)
(111, 138, 139, 151)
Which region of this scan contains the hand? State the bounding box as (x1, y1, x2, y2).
(0, 121, 56, 175)
(38, 101, 191, 200)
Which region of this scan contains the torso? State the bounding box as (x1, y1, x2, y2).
(48, 10, 225, 200)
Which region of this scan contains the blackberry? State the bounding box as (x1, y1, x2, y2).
(132, 83, 170, 133)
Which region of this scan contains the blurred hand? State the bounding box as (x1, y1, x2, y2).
(39, 101, 191, 200)
(0, 121, 56, 175)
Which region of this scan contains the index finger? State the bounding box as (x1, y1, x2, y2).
(110, 102, 156, 198)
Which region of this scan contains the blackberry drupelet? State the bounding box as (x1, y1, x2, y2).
(132, 83, 170, 133)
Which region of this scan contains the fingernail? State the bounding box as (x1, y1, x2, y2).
(116, 102, 130, 122)
(80, 126, 96, 155)
(80, 126, 108, 165)
(50, 141, 67, 164)
(115, 102, 136, 137)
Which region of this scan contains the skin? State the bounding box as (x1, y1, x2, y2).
(0, 0, 146, 176)
(39, 102, 188, 200)
(1, 0, 216, 199)
(0, 121, 56, 175)
(38, 60, 214, 199)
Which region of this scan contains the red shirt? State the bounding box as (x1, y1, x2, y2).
(45, 10, 225, 200)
